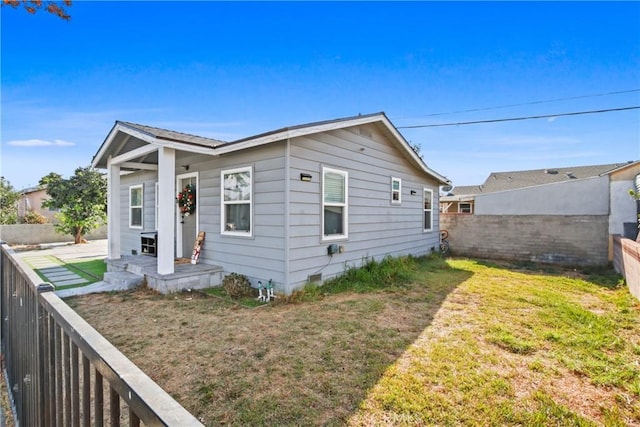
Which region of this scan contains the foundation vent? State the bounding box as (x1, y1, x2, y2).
(308, 273, 322, 283)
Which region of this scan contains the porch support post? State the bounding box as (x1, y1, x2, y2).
(107, 158, 121, 260)
(157, 147, 175, 275)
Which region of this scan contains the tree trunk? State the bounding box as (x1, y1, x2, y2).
(74, 227, 84, 244)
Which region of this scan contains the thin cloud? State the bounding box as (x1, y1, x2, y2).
(8, 139, 76, 147)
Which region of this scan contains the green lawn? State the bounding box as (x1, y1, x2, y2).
(351, 259, 640, 426)
(68, 256, 640, 426)
(28, 256, 106, 290)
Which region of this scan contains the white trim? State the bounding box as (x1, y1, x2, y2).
(157, 147, 175, 275)
(176, 172, 199, 258)
(106, 159, 121, 260)
(129, 184, 143, 229)
(121, 162, 158, 171)
(423, 188, 433, 232)
(215, 115, 384, 156)
(322, 167, 348, 241)
(111, 144, 159, 166)
(154, 182, 159, 231)
(221, 166, 253, 237)
(93, 122, 219, 169)
(284, 139, 291, 293)
(391, 177, 402, 204)
(214, 114, 450, 185)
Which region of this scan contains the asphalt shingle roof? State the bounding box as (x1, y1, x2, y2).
(118, 121, 228, 148)
(450, 162, 635, 195)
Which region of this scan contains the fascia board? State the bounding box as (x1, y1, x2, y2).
(215, 115, 386, 155)
(93, 123, 217, 169)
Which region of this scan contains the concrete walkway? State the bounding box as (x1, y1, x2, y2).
(16, 240, 111, 298)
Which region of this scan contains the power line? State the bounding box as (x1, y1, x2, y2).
(394, 88, 640, 119)
(397, 106, 640, 129)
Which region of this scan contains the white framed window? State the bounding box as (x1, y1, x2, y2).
(221, 166, 252, 236)
(322, 167, 348, 240)
(459, 202, 473, 214)
(391, 177, 401, 204)
(423, 188, 433, 231)
(154, 182, 159, 230)
(129, 184, 143, 229)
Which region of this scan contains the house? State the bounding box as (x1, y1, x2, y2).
(439, 185, 481, 214)
(440, 161, 640, 265)
(91, 112, 451, 294)
(17, 186, 56, 222)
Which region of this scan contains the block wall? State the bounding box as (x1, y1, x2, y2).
(613, 235, 640, 300)
(440, 214, 609, 266)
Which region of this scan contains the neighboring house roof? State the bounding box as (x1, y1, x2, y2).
(19, 185, 46, 194)
(92, 112, 451, 185)
(442, 162, 638, 200)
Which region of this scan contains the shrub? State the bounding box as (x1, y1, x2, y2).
(222, 273, 254, 299)
(22, 210, 48, 224)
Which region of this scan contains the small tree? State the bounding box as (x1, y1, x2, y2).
(40, 167, 107, 244)
(0, 177, 20, 225)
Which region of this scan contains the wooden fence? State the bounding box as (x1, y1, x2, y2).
(612, 235, 640, 301)
(0, 243, 204, 426)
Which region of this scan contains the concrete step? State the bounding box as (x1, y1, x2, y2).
(103, 271, 145, 291)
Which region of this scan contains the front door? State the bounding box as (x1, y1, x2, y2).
(177, 173, 198, 258)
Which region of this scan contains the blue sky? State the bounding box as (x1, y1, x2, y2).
(2, 1, 639, 190)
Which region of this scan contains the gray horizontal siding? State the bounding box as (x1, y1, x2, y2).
(286, 124, 441, 292)
(119, 171, 158, 256)
(181, 143, 288, 286)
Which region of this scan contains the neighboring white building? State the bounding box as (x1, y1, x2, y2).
(441, 162, 640, 238)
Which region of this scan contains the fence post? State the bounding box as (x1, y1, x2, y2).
(37, 283, 55, 427)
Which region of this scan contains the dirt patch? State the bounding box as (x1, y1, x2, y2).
(67, 284, 457, 425)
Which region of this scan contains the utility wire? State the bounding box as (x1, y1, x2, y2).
(397, 106, 640, 129)
(394, 88, 640, 119)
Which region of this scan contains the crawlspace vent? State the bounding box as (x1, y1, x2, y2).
(308, 273, 322, 283)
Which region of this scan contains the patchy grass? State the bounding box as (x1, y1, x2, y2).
(66, 257, 640, 426)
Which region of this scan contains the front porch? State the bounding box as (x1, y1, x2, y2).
(106, 255, 223, 293)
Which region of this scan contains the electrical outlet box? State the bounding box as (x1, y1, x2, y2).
(327, 243, 338, 255)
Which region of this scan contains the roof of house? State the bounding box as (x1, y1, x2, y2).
(445, 162, 638, 197)
(93, 112, 451, 185)
(117, 121, 227, 149)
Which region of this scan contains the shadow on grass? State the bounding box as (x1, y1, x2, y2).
(67, 255, 473, 426)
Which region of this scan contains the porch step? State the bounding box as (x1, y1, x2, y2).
(103, 271, 145, 291)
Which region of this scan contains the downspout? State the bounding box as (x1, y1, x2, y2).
(284, 138, 291, 294)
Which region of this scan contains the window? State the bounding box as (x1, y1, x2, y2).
(221, 166, 252, 236)
(459, 202, 473, 214)
(391, 177, 401, 204)
(423, 188, 433, 231)
(323, 167, 348, 239)
(129, 184, 143, 229)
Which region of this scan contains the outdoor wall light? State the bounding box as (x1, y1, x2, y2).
(182, 165, 190, 171)
(300, 173, 312, 182)
(410, 190, 417, 195)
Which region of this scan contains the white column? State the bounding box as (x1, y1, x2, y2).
(157, 147, 175, 275)
(107, 159, 121, 260)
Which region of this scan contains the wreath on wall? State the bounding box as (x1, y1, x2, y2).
(177, 183, 196, 216)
